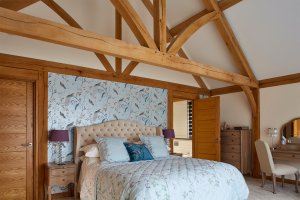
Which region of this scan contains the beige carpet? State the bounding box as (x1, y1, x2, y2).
(246, 177, 300, 200)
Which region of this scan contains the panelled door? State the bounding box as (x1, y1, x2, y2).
(0, 78, 34, 199)
(193, 96, 220, 161)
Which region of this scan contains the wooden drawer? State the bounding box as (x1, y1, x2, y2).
(50, 175, 74, 186)
(51, 167, 74, 176)
(221, 144, 241, 153)
(272, 152, 300, 160)
(221, 131, 240, 138)
(221, 136, 240, 145)
(222, 152, 240, 162)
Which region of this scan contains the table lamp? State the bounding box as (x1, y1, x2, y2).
(268, 128, 278, 150)
(49, 130, 69, 165)
(163, 129, 175, 152)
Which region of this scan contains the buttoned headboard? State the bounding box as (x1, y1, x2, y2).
(74, 120, 162, 180)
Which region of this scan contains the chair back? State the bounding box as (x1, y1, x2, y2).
(255, 139, 275, 174)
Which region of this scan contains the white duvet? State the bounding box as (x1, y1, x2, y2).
(80, 156, 249, 200)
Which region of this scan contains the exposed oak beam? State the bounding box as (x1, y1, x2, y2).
(115, 9, 122, 75)
(0, 7, 258, 87)
(260, 73, 300, 88)
(241, 85, 257, 116)
(0, 0, 39, 11)
(0, 53, 206, 95)
(122, 61, 139, 76)
(210, 73, 300, 96)
(203, 0, 256, 80)
(153, 0, 166, 52)
(210, 85, 241, 96)
(110, 0, 157, 49)
(218, 0, 242, 11)
(203, 0, 257, 115)
(167, 11, 218, 54)
(169, 0, 241, 38)
(42, 0, 115, 73)
(142, 0, 209, 90)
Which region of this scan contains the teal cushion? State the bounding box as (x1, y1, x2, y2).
(124, 142, 154, 162)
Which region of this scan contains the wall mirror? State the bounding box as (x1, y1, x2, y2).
(282, 118, 300, 144)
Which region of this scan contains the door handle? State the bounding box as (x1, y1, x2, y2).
(21, 143, 32, 147)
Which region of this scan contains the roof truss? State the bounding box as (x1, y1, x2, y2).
(0, 7, 257, 87)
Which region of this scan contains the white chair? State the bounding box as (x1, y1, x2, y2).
(255, 139, 299, 194)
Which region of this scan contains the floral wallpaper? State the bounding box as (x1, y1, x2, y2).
(48, 72, 167, 193)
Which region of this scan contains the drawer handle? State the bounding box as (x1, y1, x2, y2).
(292, 154, 295, 157)
(62, 179, 65, 181)
(62, 171, 65, 173)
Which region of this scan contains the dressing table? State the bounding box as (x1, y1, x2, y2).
(272, 145, 300, 161)
(271, 118, 300, 161)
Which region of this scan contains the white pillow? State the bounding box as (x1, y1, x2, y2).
(139, 135, 169, 159)
(79, 144, 100, 158)
(95, 137, 130, 162)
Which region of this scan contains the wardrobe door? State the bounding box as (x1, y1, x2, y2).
(0, 79, 33, 199)
(193, 97, 220, 161)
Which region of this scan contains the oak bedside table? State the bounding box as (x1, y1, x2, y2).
(45, 162, 76, 200)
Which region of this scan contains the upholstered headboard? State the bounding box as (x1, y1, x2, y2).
(74, 120, 162, 176)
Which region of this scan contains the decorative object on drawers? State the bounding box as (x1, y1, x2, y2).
(221, 130, 252, 174)
(45, 162, 76, 200)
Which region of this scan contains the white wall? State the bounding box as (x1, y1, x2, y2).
(173, 100, 189, 139)
(220, 92, 252, 128)
(260, 83, 300, 146)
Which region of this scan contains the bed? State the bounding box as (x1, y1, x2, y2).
(74, 120, 249, 200)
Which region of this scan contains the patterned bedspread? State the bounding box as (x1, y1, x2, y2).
(94, 156, 249, 200)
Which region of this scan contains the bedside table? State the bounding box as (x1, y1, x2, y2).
(45, 162, 76, 200)
(170, 152, 183, 156)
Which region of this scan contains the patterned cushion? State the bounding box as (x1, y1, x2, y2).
(139, 135, 169, 159)
(124, 142, 154, 162)
(95, 137, 130, 162)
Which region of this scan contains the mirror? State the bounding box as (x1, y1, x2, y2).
(282, 118, 300, 144)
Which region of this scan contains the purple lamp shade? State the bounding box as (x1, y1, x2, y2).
(49, 130, 69, 142)
(163, 129, 175, 139)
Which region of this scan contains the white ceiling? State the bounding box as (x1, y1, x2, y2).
(0, 0, 299, 89)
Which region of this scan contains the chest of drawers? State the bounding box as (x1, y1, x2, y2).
(221, 130, 252, 174)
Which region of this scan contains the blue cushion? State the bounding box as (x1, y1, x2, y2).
(124, 142, 154, 162)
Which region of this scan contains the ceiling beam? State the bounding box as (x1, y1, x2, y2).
(260, 73, 300, 88)
(110, 0, 157, 49)
(0, 0, 39, 11)
(210, 73, 300, 96)
(153, 0, 166, 52)
(218, 0, 242, 11)
(203, 0, 256, 80)
(241, 85, 257, 116)
(142, 0, 209, 91)
(203, 0, 257, 115)
(0, 53, 206, 95)
(115, 9, 122, 75)
(169, 0, 241, 38)
(42, 0, 115, 73)
(167, 11, 218, 54)
(0, 7, 258, 87)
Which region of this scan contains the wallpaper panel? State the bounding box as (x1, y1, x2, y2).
(48, 72, 167, 193)
(48, 72, 167, 162)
